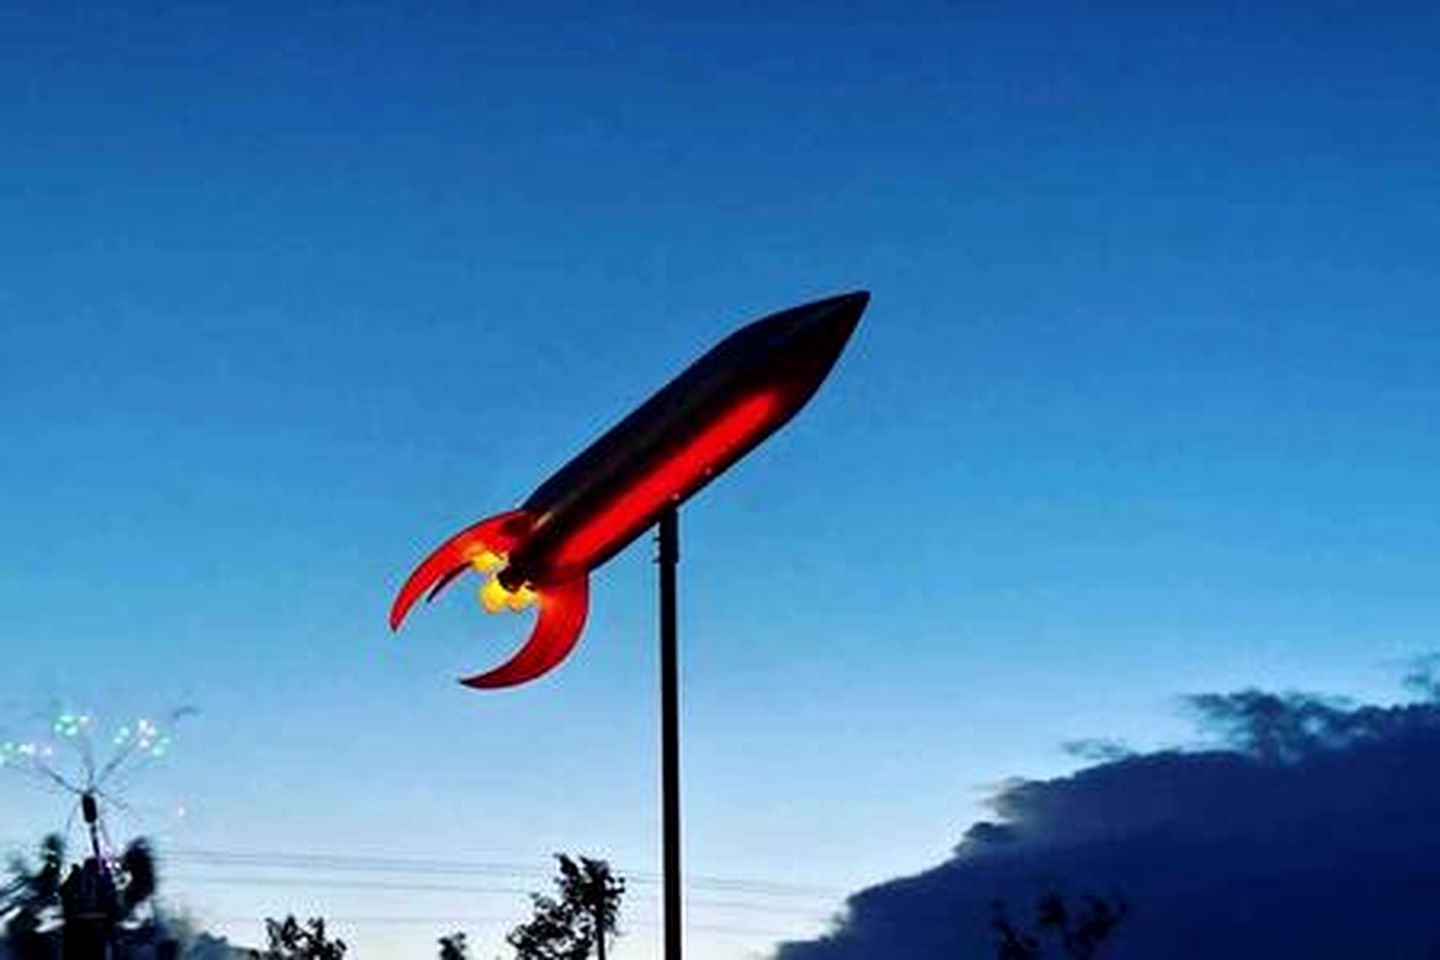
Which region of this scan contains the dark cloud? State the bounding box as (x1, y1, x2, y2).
(1059, 738, 1132, 764)
(1403, 655, 1440, 701)
(777, 679, 1440, 959)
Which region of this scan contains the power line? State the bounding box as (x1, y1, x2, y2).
(172, 874, 533, 896)
(165, 846, 848, 899)
(2, 837, 851, 900)
(3, 838, 846, 930)
(169, 873, 832, 919)
(208, 915, 819, 939)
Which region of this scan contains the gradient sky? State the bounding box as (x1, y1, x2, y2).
(4, 3, 1440, 957)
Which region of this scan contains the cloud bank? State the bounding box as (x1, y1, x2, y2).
(778, 679, 1440, 959)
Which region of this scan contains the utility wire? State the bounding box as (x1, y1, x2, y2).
(165, 846, 848, 899)
(168, 872, 833, 919)
(207, 915, 817, 939)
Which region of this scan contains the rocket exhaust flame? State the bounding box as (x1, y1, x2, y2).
(479, 574, 536, 614)
(388, 509, 531, 629)
(460, 576, 589, 689)
(389, 507, 586, 688)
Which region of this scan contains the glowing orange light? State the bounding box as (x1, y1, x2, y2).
(388, 509, 532, 631)
(480, 575, 537, 614)
(509, 584, 538, 611)
(553, 392, 780, 570)
(460, 575, 590, 689)
(470, 550, 506, 573)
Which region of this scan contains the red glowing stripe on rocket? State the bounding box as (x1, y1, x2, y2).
(551, 392, 780, 571)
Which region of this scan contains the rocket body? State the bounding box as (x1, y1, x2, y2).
(507, 290, 867, 586)
(390, 290, 868, 688)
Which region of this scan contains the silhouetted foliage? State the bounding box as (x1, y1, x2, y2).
(991, 894, 1126, 960)
(2, 834, 66, 959)
(58, 839, 163, 959)
(116, 841, 156, 917)
(507, 855, 624, 960)
(261, 916, 346, 960)
(2, 834, 171, 960)
(438, 931, 468, 960)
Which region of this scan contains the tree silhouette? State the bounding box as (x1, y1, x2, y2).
(2, 834, 168, 959)
(262, 915, 347, 959)
(59, 838, 163, 959)
(507, 855, 624, 960)
(115, 840, 156, 920)
(438, 931, 469, 959)
(2, 834, 66, 960)
(991, 893, 1127, 960)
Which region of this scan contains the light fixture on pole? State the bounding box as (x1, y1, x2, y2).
(390, 290, 869, 959)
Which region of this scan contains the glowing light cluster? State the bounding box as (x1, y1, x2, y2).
(2, 707, 191, 788)
(113, 717, 171, 756)
(463, 549, 536, 614)
(1, 706, 195, 853)
(469, 550, 506, 573)
(480, 574, 537, 613)
(53, 713, 91, 738)
(1, 740, 54, 766)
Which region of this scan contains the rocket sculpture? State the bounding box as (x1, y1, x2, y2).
(389, 291, 868, 688)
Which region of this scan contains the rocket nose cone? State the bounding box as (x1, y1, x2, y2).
(800, 289, 868, 357)
(723, 290, 869, 384)
(828, 289, 869, 335)
(806, 290, 869, 319)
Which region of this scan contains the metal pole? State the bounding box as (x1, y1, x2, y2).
(657, 506, 682, 960)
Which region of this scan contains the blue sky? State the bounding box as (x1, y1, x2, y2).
(3, 2, 1440, 956)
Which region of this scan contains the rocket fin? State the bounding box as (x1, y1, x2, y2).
(459, 575, 590, 689)
(389, 509, 532, 631)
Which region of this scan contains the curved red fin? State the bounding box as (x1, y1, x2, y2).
(459, 576, 590, 690)
(389, 509, 532, 631)
(424, 564, 469, 603)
